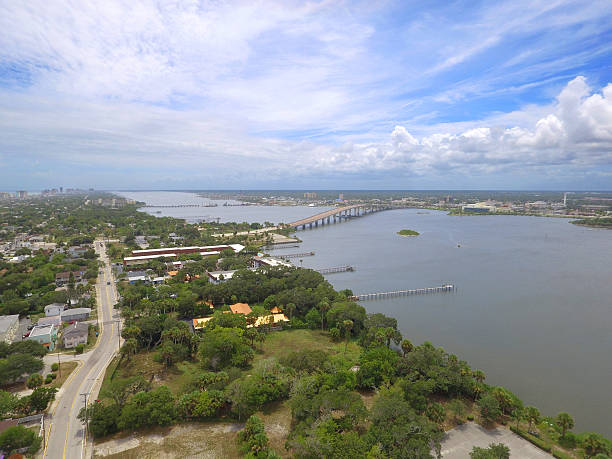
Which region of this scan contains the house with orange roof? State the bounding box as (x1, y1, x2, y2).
(270, 306, 283, 314)
(229, 303, 252, 315)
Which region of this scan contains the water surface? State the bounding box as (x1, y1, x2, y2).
(119, 191, 612, 436)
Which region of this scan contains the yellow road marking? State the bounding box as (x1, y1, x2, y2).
(57, 250, 117, 459)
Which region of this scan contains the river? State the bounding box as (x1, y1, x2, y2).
(118, 191, 612, 436)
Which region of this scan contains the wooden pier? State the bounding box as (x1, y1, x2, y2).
(279, 251, 315, 259)
(316, 266, 355, 274)
(350, 284, 455, 301)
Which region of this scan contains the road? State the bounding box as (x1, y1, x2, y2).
(42, 240, 120, 459)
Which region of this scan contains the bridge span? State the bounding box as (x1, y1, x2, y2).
(288, 204, 391, 230)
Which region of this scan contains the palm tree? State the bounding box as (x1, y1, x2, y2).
(473, 370, 486, 384)
(340, 320, 353, 353)
(285, 303, 296, 320)
(401, 339, 414, 356)
(511, 407, 524, 429)
(318, 300, 330, 330)
(525, 406, 540, 433)
(555, 412, 574, 438)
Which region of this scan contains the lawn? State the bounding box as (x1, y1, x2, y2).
(49, 361, 79, 389)
(253, 328, 361, 367)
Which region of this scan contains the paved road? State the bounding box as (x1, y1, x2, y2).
(42, 240, 120, 459)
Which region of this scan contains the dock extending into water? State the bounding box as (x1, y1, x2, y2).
(279, 251, 315, 259)
(316, 265, 355, 274)
(350, 284, 455, 301)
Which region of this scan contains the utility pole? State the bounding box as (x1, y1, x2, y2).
(80, 393, 89, 438)
(56, 337, 61, 378)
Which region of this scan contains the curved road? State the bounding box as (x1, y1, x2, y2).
(42, 241, 120, 459)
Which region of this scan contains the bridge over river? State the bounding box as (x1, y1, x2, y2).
(288, 204, 392, 230)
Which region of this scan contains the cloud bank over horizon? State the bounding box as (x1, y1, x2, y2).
(1, 0, 611, 190)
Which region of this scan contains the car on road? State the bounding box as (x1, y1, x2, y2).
(22, 331, 30, 338)
(107, 281, 111, 285)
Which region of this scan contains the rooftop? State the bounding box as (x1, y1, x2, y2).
(229, 303, 252, 315)
(29, 324, 55, 337)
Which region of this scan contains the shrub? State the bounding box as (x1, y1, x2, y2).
(467, 414, 475, 421)
(557, 432, 578, 449)
(27, 373, 43, 389)
(0, 425, 41, 455)
(75, 344, 85, 354)
(329, 327, 341, 342)
(45, 374, 53, 384)
(510, 426, 552, 453)
(50, 372, 57, 380)
(51, 362, 59, 372)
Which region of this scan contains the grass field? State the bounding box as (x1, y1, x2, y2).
(94, 329, 360, 457)
(49, 361, 79, 389)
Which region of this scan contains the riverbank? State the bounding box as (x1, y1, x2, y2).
(570, 217, 612, 228)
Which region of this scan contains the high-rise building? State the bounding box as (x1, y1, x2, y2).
(17, 190, 27, 198)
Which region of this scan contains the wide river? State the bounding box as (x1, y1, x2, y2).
(119, 191, 612, 436)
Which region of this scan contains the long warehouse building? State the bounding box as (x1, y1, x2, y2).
(123, 244, 244, 266)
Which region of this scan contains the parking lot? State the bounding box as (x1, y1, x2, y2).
(440, 423, 551, 458)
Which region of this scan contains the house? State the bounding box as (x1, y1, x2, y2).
(63, 322, 89, 348)
(37, 316, 61, 327)
(207, 268, 256, 284)
(229, 303, 252, 315)
(44, 303, 65, 317)
(247, 313, 290, 330)
(0, 314, 19, 343)
(192, 317, 213, 331)
(61, 308, 92, 322)
(270, 306, 283, 314)
(55, 271, 85, 287)
(27, 324, 58, 351)
(67, 245, 90, 258)
(251, 256, 293, 269)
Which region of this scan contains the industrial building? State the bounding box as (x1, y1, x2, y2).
(123, 244, 244, 266)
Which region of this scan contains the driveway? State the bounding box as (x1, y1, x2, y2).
(440, 423, 552, 458)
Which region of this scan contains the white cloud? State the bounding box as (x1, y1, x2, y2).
(312, 77, 612, 175)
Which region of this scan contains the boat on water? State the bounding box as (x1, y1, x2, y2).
(308, 203, 316, 207)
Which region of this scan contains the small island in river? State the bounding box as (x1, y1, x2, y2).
(397, 229, 420, 236)
(571, 217, 612, 228)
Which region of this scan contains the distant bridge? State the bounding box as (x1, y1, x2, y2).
(288, 204, 392, 230)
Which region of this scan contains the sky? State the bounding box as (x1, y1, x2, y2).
(1, 0, 611, 191)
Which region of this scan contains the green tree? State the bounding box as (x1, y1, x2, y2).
(470, 443, 510, 459)
(78, 402, 121, 438)
(0, 425, 41, 455)
(555, 412, 574, 438)
(582, 433, 609, 458)
(26, 387, 57, 413)
(304, 307, 322, 329)
(0, 353, 43, 385)
(198, 327, 253, 370)
(478, 393, 502, 424)
(525, 406, 540, 433)
(0, 390, 18, 419)
(511, 407, 524, 429)
(448, 398, 467, 423)
(401, 338, 414, 356)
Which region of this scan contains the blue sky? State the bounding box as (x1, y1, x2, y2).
(1, 0, 611, 190)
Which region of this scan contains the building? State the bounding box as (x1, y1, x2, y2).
(37, 316, 61, 327)
(27, 324, 58, 351)
(462, 202, 496, 213)
(247, 313, 290, 330)
(62, 322, 89, 348)
(44, 303, 65, 317)
(192, 317, 213, 331)
(0, 314, 20, 343)
(207, 268, 256, 284)
(229, 303, 252, 315)
(251, 256, 293, 269)
(61, 308, 92, 322)
(55, 271, 85, 287)
(123, 244, 245, 266)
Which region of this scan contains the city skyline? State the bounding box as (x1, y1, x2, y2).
(1, 0, 612, 190)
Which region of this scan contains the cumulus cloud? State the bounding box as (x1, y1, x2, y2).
(313, 77, 612, 175)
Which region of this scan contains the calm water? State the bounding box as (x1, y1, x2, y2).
(119, 192, 612, 436)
